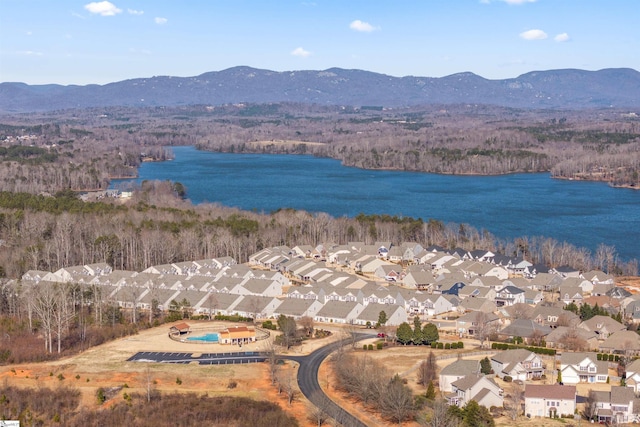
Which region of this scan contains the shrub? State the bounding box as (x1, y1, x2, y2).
(227, 380, 237, 389)
(96, 388, 106, 404)
(597, 353, 603, 360)
(368, 344, 374, 351)
(609, 354, 615, 361)
(376, 342, 383, 350)
(437, 342, 444, 349)
(504, 376, 513, 382)
(57, 373, 65, 381)
(458, 341, 464, 349)
(444, 343, 451, 349)
(363, 344, 368, 350)
(176, 377, 182, 385)
(450, 342, 458, 349)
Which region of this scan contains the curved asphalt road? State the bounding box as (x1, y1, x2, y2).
(287, 333, 372, 427)
(128, 333, 373, 426)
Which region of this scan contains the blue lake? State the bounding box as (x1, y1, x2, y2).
(112, 146, 640, 261)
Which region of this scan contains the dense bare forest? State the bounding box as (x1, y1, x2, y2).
(0, 185, 636, 281)
(1, 104, 639, 195)
(0, 385, 299, 427)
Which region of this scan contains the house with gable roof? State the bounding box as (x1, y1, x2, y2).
(559, 284, 584, 305)
(578, 315, 626, 340)
(624, 358, 640, 394)
(455, 311, 500, 336)
(355, 303, 407, 326)
(447, 375, 503, 408)
(524, 384, 576, 418)
(592, 386, 636, 424)
(439, 359, 480, 392)
(582, 270, 615, 286)
(599, 330, 640, 354)
(560, 352, 609, 384)
(314, 300, 363, 324)
(494, 285, 525, 307)
(490, 348, 544, 381)
(402, 269, 436, 290)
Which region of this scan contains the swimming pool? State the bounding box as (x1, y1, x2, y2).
(186, 333, 219, 343)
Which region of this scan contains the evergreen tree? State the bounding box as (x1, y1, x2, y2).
(426, 380, 436, 400)
(463, 400, 495, 427)
(413, 316, 424, 345)
(377, 310, 388, 328)
(564, 301, 579, 314)
(480, 357, 492, 375)
(423, 322, 439, 344)
(396, 322, 413, 345)
(580, 303, 594, 320)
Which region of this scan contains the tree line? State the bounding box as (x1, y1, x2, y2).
(0, 185, 637, 280)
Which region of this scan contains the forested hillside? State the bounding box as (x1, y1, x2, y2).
(0, 186, 636, 281)
(1, 104, 639, 192)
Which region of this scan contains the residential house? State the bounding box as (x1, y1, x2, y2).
(439, 359, 481, 392)
(529, 273, 563, 292)
(402, 269, 436, 290)
(624, 358, 640, 394)
(455, 311, 500, 337)
(231, 295, 282, 319)
(545, 326, 598, 351)
(447, 375, 503, 409)
(551, 265, 582, 278)
(582, 270, 615, 286)
(562, 276, 594, 294)
(599, 330, 640, 355)
(560, 352, 609, 384)
(531, 305, 580, 329)
(459, 297, 497, 314)
(497, 319, 551, 344)
(524, 289, 544, 305)
(592, 386, 636, 424)
(524, 384, 576, 418)
(559, 285, 584, 305)
(314, 301, 363, 324)
(355, 303, 407, 326)
(578, 315, 625, 340)
(271, 298, 324, 320)
(494, 285, 525, 307)
(490, 349, 544, 381)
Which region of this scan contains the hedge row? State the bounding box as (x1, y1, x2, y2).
(491, 342, 556, 355)
(596, 353, 620, 362)
(430, 341, 464, 350)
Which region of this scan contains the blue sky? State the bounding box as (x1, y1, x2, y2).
(1, 0, 638, 85)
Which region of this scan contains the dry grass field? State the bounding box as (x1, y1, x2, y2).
(0, 320, 629, 426)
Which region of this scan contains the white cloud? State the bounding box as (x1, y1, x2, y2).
(291, 47, 311, 57)
(554, 32, 570, 42)
(128, 9, 144, 15)
(154, 17, 168, 25)
(502, 0, 537, 4)
(481, 0, 536, 3)
(519, 29, 547, 40)
(18, 50, 43, 56)
(349, 20, 378, 33)
(84, 1, 122, 16)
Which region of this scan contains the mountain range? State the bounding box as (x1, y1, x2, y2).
(1, 66, 639, 112)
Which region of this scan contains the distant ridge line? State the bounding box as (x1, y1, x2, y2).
(1, 66, 639, 112)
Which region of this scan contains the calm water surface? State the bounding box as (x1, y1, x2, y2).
(113, 146, 640, 261)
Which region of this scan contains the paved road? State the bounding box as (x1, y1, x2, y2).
(128, 334, 374, 426)
(287, 333, 372, 427)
